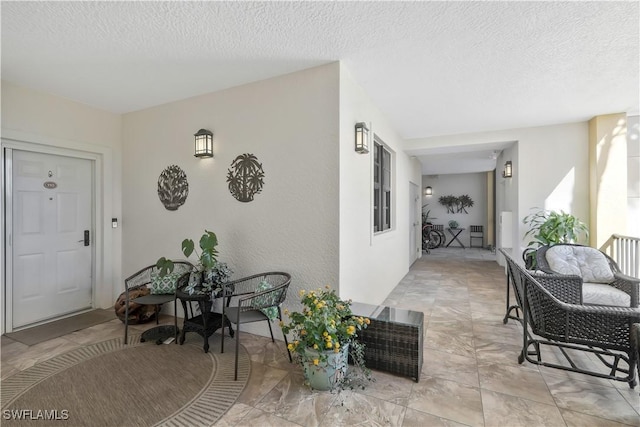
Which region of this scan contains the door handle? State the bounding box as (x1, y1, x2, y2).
(78, 230, 90, 246)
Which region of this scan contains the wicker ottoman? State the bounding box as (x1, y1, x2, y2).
(351, 302, 424, 382)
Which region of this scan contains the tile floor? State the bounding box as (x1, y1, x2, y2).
(2, 248, 639, 426)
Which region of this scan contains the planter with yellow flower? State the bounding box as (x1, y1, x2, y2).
(280, 286, 372, 391)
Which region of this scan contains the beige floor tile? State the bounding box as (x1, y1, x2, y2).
(356, 369, 415, 406)
(321, 391, 406, 427)
(560, 409, 638, 427)
(401, 408, 469, 427)
(407, 376, 484, 427)
(544, 373, 640, 425)
(254, 371, 336, 427)
(422, 348, 479, 387)
(478, 363, 555, 405)
(481, 389, 565, 427)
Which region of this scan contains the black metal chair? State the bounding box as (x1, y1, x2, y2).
(469, 225, 483, 248)
(220, 272, 292, 380)
(501, 249, 640, 388)
(122, 261, 193, 345)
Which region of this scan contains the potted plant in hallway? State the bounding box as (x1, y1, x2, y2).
(156, 229, 233, 295)
(280, 286, 372, 391)
(522, 208, 589, 268)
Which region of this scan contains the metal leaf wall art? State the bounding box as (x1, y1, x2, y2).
(157, 165, 189, 211)
(226, 153, 265, 202)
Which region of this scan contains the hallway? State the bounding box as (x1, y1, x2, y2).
(2, 251, 639, 426)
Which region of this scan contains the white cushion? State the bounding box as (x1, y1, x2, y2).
(582, 283, 630, 307)
(546, 246, 614, 283)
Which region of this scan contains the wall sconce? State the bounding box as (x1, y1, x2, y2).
(354, 122, 369, 154)
(502, 160, 513, 178)
(425, 186, 433, 196)
(194, 129, 213, 158)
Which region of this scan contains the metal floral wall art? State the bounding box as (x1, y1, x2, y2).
(438, 194, 474, 214)
(157, 165, 189, 211)
(226, 153, 265, 202)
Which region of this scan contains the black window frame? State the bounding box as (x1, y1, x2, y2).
(373, 140, 392, 233)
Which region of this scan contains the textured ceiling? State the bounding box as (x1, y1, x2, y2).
(2, 1, 638, 172)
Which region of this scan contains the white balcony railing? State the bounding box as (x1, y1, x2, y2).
(600, 234, 640, 279)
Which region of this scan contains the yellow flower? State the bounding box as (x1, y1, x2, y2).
(299, 289, 306, 297)
(300, 329, 307, 335)
(313, 344, 319, 349)
(314, 299, 319, 304)
(316, 302, 324, 309)
(313, 359, 319, 366)
(357, 317, 364, 325)
(334, 348, 340, 353)
(334, 342, 340, 349)
(323, 331, 329, 337)
(365, 318, 370, 325)
(287, 343, 295, 351)
(337, 304, 344, 310)
(326, 341, 333, 349)
(346, 325, 356, 335)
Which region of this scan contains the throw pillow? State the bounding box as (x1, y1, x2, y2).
(546, 246, 614, 283)
(150, 271, 181, 295)
(254, 280, 279, 321)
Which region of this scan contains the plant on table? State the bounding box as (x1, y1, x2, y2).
(156, 229, 233, 295)
(522, 208, 589, 268)
(280, 286, 373, 391)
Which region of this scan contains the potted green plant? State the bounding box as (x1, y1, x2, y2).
(522, 208, 589, 268)
(280, 286, 373, 391)
(448, 220, 459, 229)
(422, 204, 437, 226)
(156, 230, 233, 295)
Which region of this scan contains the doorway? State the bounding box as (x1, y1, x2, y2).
(6, 149, 94, 329)
(409, 182, 420, 265)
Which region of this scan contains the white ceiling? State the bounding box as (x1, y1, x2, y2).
(2, 1, 638, 174)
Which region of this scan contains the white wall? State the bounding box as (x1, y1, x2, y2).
(628, 115, 640, 237)
(338, 64, 422, 305)
(406, 121, 590, 262)
(122, 63, 340, 336)
(1, 80, 122, 319)
(422, 172, 487, 246)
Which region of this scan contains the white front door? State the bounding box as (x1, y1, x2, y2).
(11, 150, 93, 328)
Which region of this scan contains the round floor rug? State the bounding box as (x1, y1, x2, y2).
(1, 335, 250, 426)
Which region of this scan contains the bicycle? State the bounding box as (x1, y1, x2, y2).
(422, 223, 445, 253)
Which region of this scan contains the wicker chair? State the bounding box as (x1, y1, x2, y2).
(121, 261, 193, 345)
(536, 243, 639, 308)
(501, 249, 640, 388)
(220, 272, 292, 380)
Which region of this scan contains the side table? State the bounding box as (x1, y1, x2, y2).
(175, 289, 232, 353)
(446, 227, 466, 248)
(351, 302, 424, 382)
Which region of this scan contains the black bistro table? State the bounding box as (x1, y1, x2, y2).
(446, 227, 466, 248)
(174, 286, 231, 353)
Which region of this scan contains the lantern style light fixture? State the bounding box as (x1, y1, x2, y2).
(502, 160, 513, 178)
(194, 128, 214, 158)
(425, 186, 433, 196)
(354, 122, 369, 154)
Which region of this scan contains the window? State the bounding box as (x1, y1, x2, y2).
(373, 140, 392, 232)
